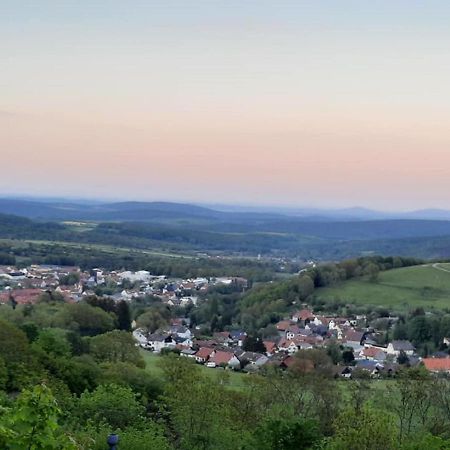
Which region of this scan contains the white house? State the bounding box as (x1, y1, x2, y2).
(387, 340, 415, 356)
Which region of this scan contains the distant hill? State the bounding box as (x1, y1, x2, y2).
(3, 197, 450, 223)
(2, 198, 450, 259)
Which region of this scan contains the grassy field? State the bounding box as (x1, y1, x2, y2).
(140, 349, 249, 390)
(315, 263, 450, 311)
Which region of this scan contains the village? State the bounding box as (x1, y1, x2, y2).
(134, 307, 447, 378)
(1, 263, 449, 378)
(0, 263, 246, 306)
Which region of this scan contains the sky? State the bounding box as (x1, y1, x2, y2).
(1, 1, 450, 210)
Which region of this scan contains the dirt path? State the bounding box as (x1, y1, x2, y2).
(432, 263, 450, 273)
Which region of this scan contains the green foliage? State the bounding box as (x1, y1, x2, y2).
(33, 329, 72, 359)
(0, 384, 77, 450)
(76, 423, 173, 450)
(329, 406, 398, 450)
(89, 330, 144, 367)
(255, 417, 321, 450)
(137, 309, 169, 333)
(77, 384, 145, 429)
(242, 335, 266, 353)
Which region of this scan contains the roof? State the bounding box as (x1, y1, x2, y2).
(263, 341, 277, 353)
(344, 330, 365, 343)
(361, 347, 385, 358)
(293, 309, 315, 321)
(391, 340, 415, 351)
(276, 320, 292, 331)
(147, 334, 171, 342)
(210, 350, 236, 365)
(423, 358, 450, 372)
(195, 347, 215, 360)
(0, 288, 43, 305)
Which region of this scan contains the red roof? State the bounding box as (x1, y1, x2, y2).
(276, 320, 292, 331)
(423, 358, 450, 372)
(195, 347, 215, 360)
(210, 350, 235, 365)
(0, 288, 43, 305)
(361, 347, 384, 358)
(263, 341, 277, 354)
(293, 309, 315, 321)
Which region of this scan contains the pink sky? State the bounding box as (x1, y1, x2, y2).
(2, 2, 450, 210)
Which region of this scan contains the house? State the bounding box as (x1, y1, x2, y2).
(332, 366, 353, 379)
(169, 325, 192, 340)
(276, 320, 292, 333)
(278, 338, 313, 354)
(180, 349, 196, 358)
(355, 360, 384, 377)
(422, 358, 450, 373)
(263, 341, 278, 356)
(239, 352, 269, 370)
(359, 347, 386, 362)
(292, 309, 315, 324)
(146, 334, 176, 353)
(207, 351, 240, 369)
(387, 340, 415, 357)
(213, 332, 233, 347)
(133, 329, 148, 347)
(195, 347, 215, 364)
(278, 339, 300, 354)
(230, 330, 247, 347)
(285, 325, 301, 340)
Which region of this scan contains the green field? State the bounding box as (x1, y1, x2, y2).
(316, 263, 450, 311)
(140, 349, 249, 390)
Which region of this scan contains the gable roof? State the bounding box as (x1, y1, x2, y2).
(210, 350, 237, 365)
(391, 340, 415, 351)
(195, 347, 215, 360)
(293, 309, 315, 321)
(361, 347, 385, 358)
(423, 358, 450, 372)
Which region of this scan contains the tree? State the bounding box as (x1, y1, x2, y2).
(57, 303, 115, 336)
(89, 330, 144, 367)
(137, 310, 168, 334)
(77, 384, 145, 429)
(342, 350, 355, 365)
(330, 406, 397, 450)
(326, 342, 342, 365)
(255, 417, 321, 450)
(0, 384, 77, 450)
(117, 301, 132, 331)
(32, 328, 72, 359)
(363, 263, 380, 283)
(242, 335, 266, 353)
(397, 350, 409, 365)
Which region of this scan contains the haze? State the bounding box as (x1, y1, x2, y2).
(2, 1, 450, 210)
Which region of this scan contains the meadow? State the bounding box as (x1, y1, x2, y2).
(315, 263, 450, 311)
(140, 349, 249, 391)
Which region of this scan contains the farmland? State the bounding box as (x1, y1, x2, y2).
(315, 263, 450, 312)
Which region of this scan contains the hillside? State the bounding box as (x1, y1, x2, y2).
(315, 263, 450, 311)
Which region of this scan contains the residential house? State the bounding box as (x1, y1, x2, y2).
(207, 351, 240, 369)
(263, 341, 278, 356)
(195, 347, 215, 364)
(359, 347, 386, 362)
(423, 358, 450, 373)
(146, 334, 176, 353)
(387, 340, 415, 357)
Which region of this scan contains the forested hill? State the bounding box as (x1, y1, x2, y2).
(3, 212, 450, 260)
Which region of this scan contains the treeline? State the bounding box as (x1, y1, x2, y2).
(392, 309, 450, 356)
(0, 240, 285, 282)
